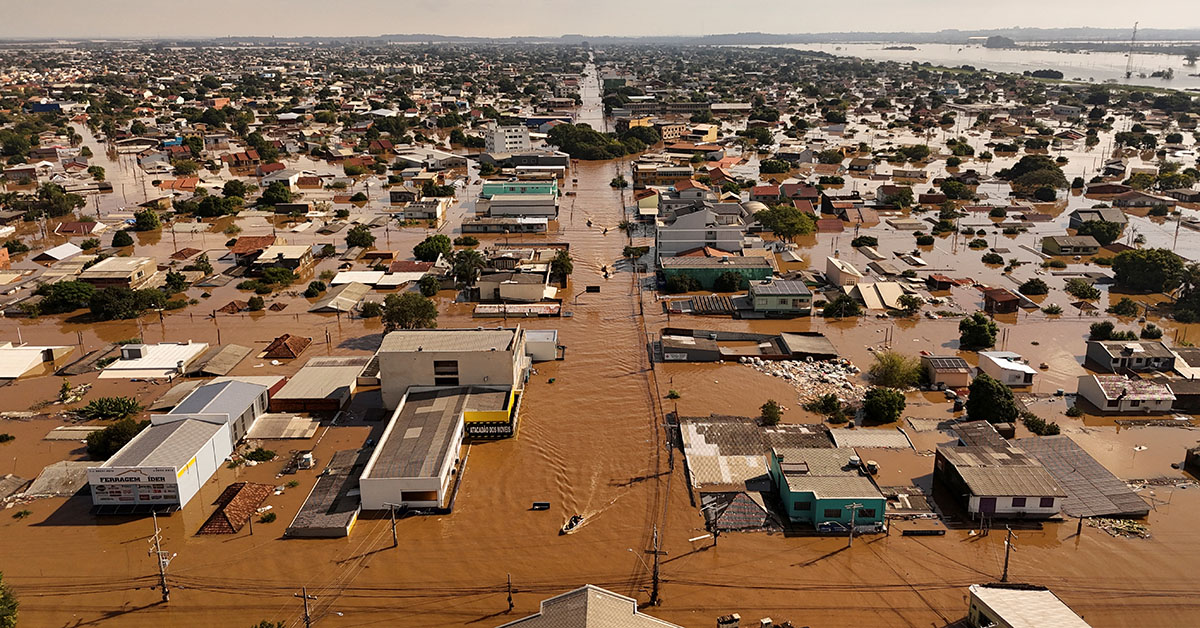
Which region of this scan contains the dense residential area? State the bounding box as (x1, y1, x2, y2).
(0, 22, 1199, 628)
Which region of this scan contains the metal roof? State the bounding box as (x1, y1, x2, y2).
(365, 388, 470, 479)
(828, 428, 913, 449)
(172, 380, 265, 417)
(105, 419, 224, 468)
(273, 357, 368, 401)
(309, 281, 371, 313)
(772, 447, 884, 500)
(380, 328, 516, 353)
(660, 256, 772, 269)
(938, 446, 1067, 498)
(1013, 435, 1150, 518)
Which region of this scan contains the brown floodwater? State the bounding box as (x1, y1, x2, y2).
(3, 66, 1200, 628)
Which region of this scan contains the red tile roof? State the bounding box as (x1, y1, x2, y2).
(230, 235, 277, 255)
(263, 333, 312, 359)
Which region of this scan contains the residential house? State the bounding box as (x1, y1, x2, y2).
(78, 256, 157, 290)
(983, 288, 1020, 314)
(825, 257, 863, 287)
(1085, 340, 1175, 372)
(978, 351, 1036, 387)
(934, 445, 1066, 518)
(768, 447, 887, 530)
(229, 235, 277, 265)
(966, 584, 1092, 628)
(1042, 235, 1100, 256)
(748, 279, 812, 316)
(1112, 190, 1176, 209)
(922, 355, 972, 388)
(1076, 374, 1175, 413)
(497, 585, 682, 628)
(251, 245, 314, 275)
(1067, 207, 1127, 230)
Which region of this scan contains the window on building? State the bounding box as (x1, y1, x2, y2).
(823, 509, 842, 519)
(1039, 497, 1055, 508)
(858, 508, 876, 518)
(793, 501, 811, 511)
(1011, 497, 1026, 508)
(1130, 400, 1141, 407)
(1107, 399, 1119, 408)
(433, 360, 459, 376)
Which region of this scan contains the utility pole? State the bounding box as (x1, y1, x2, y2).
(1001, 526, 1017, 582)
(506, 573, 514, 611)
(845, 502, 863, 548)
(149, 511, 174, 603)
(390, 503, 398, 548)
(645, 524, 666, 606)
(295, 587, 316, 628)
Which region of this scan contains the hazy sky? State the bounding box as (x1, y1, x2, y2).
(1, 1, 1194, 39)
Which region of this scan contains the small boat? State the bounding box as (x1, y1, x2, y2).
(560, 514, 584, 535)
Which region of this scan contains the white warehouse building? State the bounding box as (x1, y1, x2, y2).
(87, 380, 270, 512)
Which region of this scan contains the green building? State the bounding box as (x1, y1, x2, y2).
(480, 180, 559, 199)
(660, 256, 773, 290)
(768, 447, 886, 529)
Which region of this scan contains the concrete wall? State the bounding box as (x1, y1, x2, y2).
(967, 494, 1060, 517)
(379, 343, 526, 410)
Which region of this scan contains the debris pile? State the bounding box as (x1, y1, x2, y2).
(1089, 517, 1150, 539)
(740, 356, 866, 403)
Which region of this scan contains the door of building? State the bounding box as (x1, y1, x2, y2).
(979, 497, 997, 514)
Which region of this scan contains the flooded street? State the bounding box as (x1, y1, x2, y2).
(2, 61, 1200, 628)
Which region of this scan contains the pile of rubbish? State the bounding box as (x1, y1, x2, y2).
(1089, 517, 1150, 539)
(740, 356, 866, 403)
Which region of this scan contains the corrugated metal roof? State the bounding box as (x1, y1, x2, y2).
(938, 446, 1066, 498)
(106, 419, 223, 468)
(172, 380, 265, 417)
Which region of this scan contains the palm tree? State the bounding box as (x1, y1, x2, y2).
(451, 248, 485, 286)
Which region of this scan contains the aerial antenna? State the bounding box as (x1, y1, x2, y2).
(1125, 22, 1139, 80)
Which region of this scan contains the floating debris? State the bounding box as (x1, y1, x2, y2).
(1089, 517, 1150, 539)
(741, 357, 866, 404)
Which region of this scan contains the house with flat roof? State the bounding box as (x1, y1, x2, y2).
(978, 351, 1036, 387)
(377, 327, 530, 411)
(934, 445, 1067, 519)
(78, 256, 157, 290)
(497, 584, 682, 628)
(99, 341, 209, 379)
(967, 583, 1092, 628)
(0, 343, 74, 379)
(659, 255, 773, 290)
(250, 244, 314, 274)
(1085, 340, 1175, 373)
(748, 279, 812, 316)
(1076, 374, 1175, 413)
(768, 447, 886, 530)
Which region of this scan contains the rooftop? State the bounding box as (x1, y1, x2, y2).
(379, 328, 517, 353)
(171, 380, 266, 417)
(364, 387, 477, 479)
(105, 419, 224, 469)
(969, 584, 1092, 628)
(923, 355, 971, 373)
(660, 256, 772, 269)
(1088, 374, 1175, 401)
(749, 279, 811, 296)
(938, 446, 1067, 498)
(772, 447, 883, 500)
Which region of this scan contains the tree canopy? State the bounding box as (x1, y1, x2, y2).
(754, 205, 816, 243)
(958, 312, 998, 349)
(862, 387, 906, 424)
(965, 373, 1019, 424)
(1113, 248, 1185, 293)
(382, 292, 438, 331)
(413, 234, 452, 262)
